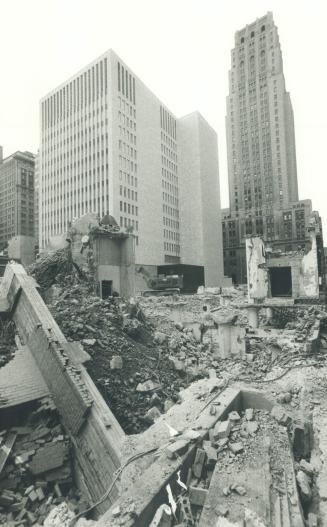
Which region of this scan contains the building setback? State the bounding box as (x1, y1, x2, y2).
(223, 12, 323, 283)
(0, 147, 35, 249)
(39, 49, 225, 286)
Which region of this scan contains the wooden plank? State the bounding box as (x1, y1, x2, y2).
(0, 432, 17, 474)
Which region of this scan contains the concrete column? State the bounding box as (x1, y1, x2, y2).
(266, 307, 274, 322)
(247, 306, 259, 329)
(218, 324, 232, 359)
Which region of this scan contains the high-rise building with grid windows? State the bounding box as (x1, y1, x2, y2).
(0, 147, 35, 249)
(40, 50, 225, 286)
(222, 13, 323, 283)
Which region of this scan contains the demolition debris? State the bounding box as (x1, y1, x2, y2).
(1, 255, 327, 526)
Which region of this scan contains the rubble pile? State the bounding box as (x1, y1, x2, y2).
(267, 304, 325, 335)
(47, 282, 208, 434)
(48, 287, 327, 433)
(148, 405, 317, 526)
(28, 248, 76, 291)
(0, 398, 86, 526)
(0, 319, 16, 368)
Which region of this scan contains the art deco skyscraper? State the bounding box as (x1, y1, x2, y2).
(226, 12, 298, 225)
(222, 12, 314, 283)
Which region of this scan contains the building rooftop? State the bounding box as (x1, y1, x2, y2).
(0, 148, 35, 165)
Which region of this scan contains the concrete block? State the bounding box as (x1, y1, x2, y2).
(246, 421, 259, 435)
(36, 487, 45, 501)
(165, 439, 189, 460)
(144, 407, 161, 423)
(193, 448, 206, 478)
(189, 486, 208, 507)
(28, 490, 38, 502)
(229, 442, 244, 454)
(245, 408, 254, 421)
(203, 445, 217, 465)
(228, 411, 241, 422)
(110, 355, 123, 369)
(214, 420, 231, 440)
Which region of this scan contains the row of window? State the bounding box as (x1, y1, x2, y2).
(119, 201, 138, 216)
(117, 62, 136, 104)
(42, 58, 108, 128)
(160, 106, 177, 140)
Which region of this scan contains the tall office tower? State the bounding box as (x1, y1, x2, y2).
(0, 147, 35, 248)
(34, 151, 39, 249)
(40, 50, 225, 287)
(222, 13, 320, 283)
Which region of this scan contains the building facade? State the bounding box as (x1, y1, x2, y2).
(39, 50, 225, 286)
(0, 147, 35, 249)
(223, 13, 322, 283)
(34, 150, 39, 251)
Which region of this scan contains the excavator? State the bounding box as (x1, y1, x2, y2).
(137, 266, 183, 296)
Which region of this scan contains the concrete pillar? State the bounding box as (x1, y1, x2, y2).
(247, 306, 259, 329)
(266, 307, 273, 322)
(218, 324, 232, 359)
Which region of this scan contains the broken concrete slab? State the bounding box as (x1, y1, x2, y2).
(229, 442, 244, 454)
(189, 486, 208, 506)
(165, 439, 189, 460)
(271, 405, 292, 426)
(193, 448, 206, 478)
(214, 420, 232, 440)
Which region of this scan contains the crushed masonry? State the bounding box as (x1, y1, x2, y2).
(1, 259, 327, 526)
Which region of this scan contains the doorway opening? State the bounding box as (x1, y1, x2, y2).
(101, 280, 113, 299)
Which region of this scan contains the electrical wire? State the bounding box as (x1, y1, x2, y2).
(69, 446, 158, 526)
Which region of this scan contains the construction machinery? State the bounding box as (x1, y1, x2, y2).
(137, 267, 183, 296)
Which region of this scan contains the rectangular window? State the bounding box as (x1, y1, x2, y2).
(122, 66, 125, 94)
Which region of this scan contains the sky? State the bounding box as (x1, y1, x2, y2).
(0, 0, 326, 233)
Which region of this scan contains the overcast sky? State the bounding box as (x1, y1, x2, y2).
(0, 0, 326, 232)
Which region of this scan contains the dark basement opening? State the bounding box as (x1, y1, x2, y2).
(270, 267, 292, 297)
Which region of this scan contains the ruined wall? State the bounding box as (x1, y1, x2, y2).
(119, 236, 136, 298)
(246, 237, 268, 302)
(97, 265, 121, 295)
(95, 235, 135, 298)
(8, 235, 36, 266)
(299, 230, 319, 298)
(0, 263, 125, 513)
